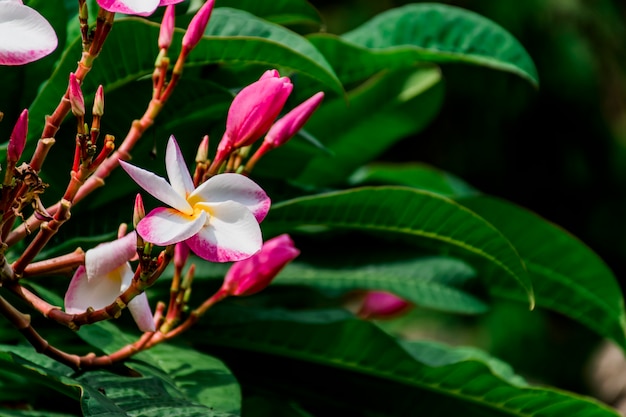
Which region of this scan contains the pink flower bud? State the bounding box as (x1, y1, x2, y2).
(93, 85, 105, 117)
(8, 109, 27, 163)
(182, 0, 214, 53)
(195, 135, 209, 163)
(221, 234, 300, 297)
(358, 291, 411, 319)
(225, 71, 293, 149)
(159, 5, 175, 50)
(133, 193, 145, 228)
(69, 73, 84, 117)
(174, 242, 190, 269)
(265, 92, 324, 148)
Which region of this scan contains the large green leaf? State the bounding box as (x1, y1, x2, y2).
(458, 195, 626, 350)
(275, 256, 488, 315)
(309, 3, 538, 87)
(215, 0, 322, 28)
(194, 307, 618, 416)
(256, 66, 444, 186)
(263, 186, 533, 306)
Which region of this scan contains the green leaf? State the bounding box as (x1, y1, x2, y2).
(215, 0, 322, 28)
(349, 162, 479, 197)
(75, 321, 242, 415)
(310, 3, 538, 87)
(257, 66, 444, 186)
(264, 187, 534, 306)
(458, 195, 626, 350)
(196, 307, 618, 416)
(274, 256, 488, 314)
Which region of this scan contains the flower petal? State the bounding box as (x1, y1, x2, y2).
(165, 136, 195, 198)
(97, 0, 159, 16)
(137, 207, 206, 246)
(186, 201, 263, 262)
(0, 1, 58, 65)
(189, 173, 270, 222)
(64, 265, 124, 314)
(120, 160, 193, 214)
(127, 293, 155, 332)
(86, 231, 137, 280)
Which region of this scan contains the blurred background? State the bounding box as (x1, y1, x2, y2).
(308, 0, 626, 409)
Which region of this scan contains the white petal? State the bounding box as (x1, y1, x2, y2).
(186, 201, 263, 262)
(0, 2, 58, 66)
(86, 231, 136, 280)
(189, 173, 270, 222)
(127, 293, 155, 332)
(97, 0, 159, 16)
(120, 160, 192, 214)
(137, 207, 206, 246)
(64, 265, 123, 314)
(165, 136, 195, 198)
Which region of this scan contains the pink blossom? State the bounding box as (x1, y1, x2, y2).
(0, 0, 58, 66)
(358, 291, 412, 319)
(120, 136, 270, 262)
(214, 70, 293, 165)
(97, 0, 183, 17)
(64, 232, 155, 332)
(221, 234, 300, 296)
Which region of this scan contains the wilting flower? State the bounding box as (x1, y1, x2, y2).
(120, 136, 270, 262)
(358, 291, 412, 319)
(220, 234, 300, 297)
(64, 231, 155, 332)
(214, 70, 293, 165)
(0, 0, 58, 66)
(97, 0, 183, 17)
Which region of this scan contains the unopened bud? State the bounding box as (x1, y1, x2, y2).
(133, 193, 145, 228)
(159, 5, 175, 50)
(265, 92, 324, 148)
(221, 234, 300, 297)
(358, 291, 411, 319)
(8, 109, 28, 163)
(195, 135, 209, 163)
(69, 73, 85, 117)
(182, 0, 215, 53)
(174, 242, 190, 269)
(93, 85, 104, 117)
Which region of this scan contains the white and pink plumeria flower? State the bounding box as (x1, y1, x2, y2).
(120, 136, 270, 262)
(97, 0, 183, 16)
(64, 231, 155, 332)
(0, 0, 58, 66)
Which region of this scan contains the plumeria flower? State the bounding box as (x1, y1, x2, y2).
(0, 0, 58, 65)
(120, 136, 270, 262)
(97, 0, 183, 17)
(64, 231, 155, 332)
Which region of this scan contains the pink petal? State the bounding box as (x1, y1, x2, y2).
(85, 232, 137, 280)
(120, 160, 192, 214)
(97, 0, 159, 16)
(64, 265, 125, 314)
(159, 0, 184, 5)
(165, 136, 195, 198)
(0, 1, 58, 65)
(127, 293, 155, 332)
(190, 173, 270, 222)
(137, 207, 206, 246)
(359, 291, 412, 319)
(186, 201, 263, 262)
